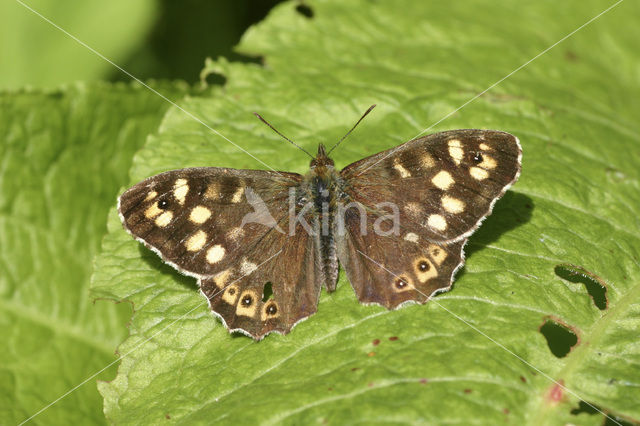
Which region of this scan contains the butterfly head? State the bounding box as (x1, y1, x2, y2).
(310, 144, 335, 170)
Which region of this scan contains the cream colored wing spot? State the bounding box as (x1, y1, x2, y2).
(144, 191, 158, 201)
(441, 195, 465, 214)
(206, 244, 226, 264)
(470, 166, 489, 180)
(261, 301, 280, 321)
(227, 227, 245, 242)
(448, 139, 464, 165)
(240, 259, 258, 276)
(189, 205, 212, 224)
(428, 245, 448, 266)
(392, 275, 414, 292)
(231, 186, 245, 203)
(427, 214, 447, 231)
(478, 154, 497, 170)
(404, 202, 424, 218)
(185, 230, 207, 252)
(155, 211, 174, 227)
(173, 178, 189, 205)
(213, 269, 232, 289)
(414, 257, 437, 283)
(144, 203, 162, 219)
(393, 160, 411, 178)
(432, 170, 454, 190)
(421, 153, 435, 169)
(404, 232, 419, 243)
(479, 143, 492, 151)
(222, 284, 239, 305)
(204, 182, 220, 200)
(236, 290, 259, 318)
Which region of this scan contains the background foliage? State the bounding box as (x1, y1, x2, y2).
(1, 0, 638, 425)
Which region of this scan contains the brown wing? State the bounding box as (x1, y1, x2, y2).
(335, 205, 467, 309)
(118, 167, 323, 339)
(340, 129, 521, 242)
(336, 129, 521, 308)
(199, 230, 319, 339)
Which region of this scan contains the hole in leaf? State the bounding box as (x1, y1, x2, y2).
(572, 401, 638, 426)
(295, 3, 314, 18)
(604, 415, 635, 426)
(262, 282, 274, 302)
(570, 400, 600, 416)
(539, 318, 578, 358)
(203, 71, 227, 87)
(555, 264, 607, 310)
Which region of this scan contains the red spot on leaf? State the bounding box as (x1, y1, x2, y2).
(463, 388, 472, 394)
(389, 336, 398, 341)
(546, 380, 565, 405)
(372, 339, 380, 346)
(419, 378, 428, 385)
(520, 375, 527, 383)
(351, 367, 359, 372)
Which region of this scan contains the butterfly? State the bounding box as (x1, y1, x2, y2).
(118, 106, 522, 340)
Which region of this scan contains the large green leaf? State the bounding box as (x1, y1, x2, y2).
(0, 81, 188, 424)
(0, 0, 156, 90)
(91, 0, 640, 424)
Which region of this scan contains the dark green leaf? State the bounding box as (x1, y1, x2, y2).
(0, 81, 188, 424)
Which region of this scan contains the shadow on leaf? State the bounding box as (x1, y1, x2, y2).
(464, 191, 533, 259)
(137, 245, 198, 290)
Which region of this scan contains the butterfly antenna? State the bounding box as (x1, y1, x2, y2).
(327, 104, 376, 155)
(253, 112, 314, 158)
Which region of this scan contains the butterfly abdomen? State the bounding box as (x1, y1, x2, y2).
(306, 163, 340, 292)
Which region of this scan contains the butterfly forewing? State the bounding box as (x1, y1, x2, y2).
(119, 167, 297, 275)
(119, 167, 324, 339)
(340, 130, 521, 242)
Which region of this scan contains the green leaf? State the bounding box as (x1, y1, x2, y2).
(92, 0, 640, 424)
(0, 81, 188, 424)
(0, 0, 156, 90)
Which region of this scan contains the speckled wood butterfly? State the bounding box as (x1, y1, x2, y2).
(118, 108, 521, 340)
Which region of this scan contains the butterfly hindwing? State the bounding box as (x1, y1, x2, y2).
(119, 167, 324, 339)
(340, 129, 522, 242)
(335, 205, 467, 308)
(200, 228, 320, 338)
